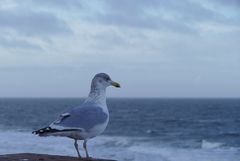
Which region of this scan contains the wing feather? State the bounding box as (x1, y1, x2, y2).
(51, 106, 108, 130)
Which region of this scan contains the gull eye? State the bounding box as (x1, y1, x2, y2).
(99, 79, 103, 83)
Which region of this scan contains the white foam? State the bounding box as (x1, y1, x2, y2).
(0, 131, 239, 161)
(129, 144, 240, 161)
(201, 140, 224, 149)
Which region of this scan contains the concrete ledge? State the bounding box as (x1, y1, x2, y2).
(0, 153, 117, 161)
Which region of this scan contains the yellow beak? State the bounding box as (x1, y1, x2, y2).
(111, 81, 121, 88)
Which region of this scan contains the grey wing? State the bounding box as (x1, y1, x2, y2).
(51, 106, 108, 130)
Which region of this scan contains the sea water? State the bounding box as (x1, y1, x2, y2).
(0, 98, 239, 161)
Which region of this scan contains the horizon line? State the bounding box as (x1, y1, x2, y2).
(0, 97, 240, 99)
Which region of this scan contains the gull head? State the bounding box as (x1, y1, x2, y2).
(91, 73, 120, 90)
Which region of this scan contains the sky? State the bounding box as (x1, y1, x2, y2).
(0, 0, 239, 98)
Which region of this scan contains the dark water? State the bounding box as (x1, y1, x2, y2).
(0, 98, 240, 149)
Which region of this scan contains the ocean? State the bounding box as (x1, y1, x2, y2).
(0, 98, 239, 161)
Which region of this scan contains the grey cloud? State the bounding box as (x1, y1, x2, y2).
(0, 9, 72, 38)
(0, 37, 43, 50)
(88, 0, 225, 33)
(93, 31, 128, 47)
(27, 0, 82, 10)
(165, 1, 219, 22)
(97, 12, 194, 33)
(213, 0, 240, 6)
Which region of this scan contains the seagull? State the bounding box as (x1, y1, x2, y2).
(33, 73, 120, 158)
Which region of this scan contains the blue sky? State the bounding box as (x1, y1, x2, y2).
(0, 0, 239, 97)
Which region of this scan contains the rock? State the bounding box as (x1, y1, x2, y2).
(0, 153, 117, 161)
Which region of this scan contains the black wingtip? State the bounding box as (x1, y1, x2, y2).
(32, 126, 82, 136)
(32, 130, 39, 135)
(32, 126, 51, 135)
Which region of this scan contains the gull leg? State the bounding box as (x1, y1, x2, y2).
(74, 139, 82, 158)
(83, 140, 89, 158)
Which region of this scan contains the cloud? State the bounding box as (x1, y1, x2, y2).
(1, 0, 237, 37)
(213, 0, 240, 6)
(0, 37, 43, 50)
(0, 9, 71, 38)
(0, 1, 73, 51)
(83, 0, 228, 33)
(27, 0, 83, 10)
(0, 0, 239, 97)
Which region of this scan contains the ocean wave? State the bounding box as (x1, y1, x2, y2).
(201, 140, 224, 149)
(0, 131, 239, 161)
(219, 132, 240, 137)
